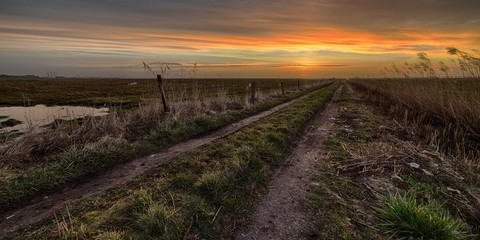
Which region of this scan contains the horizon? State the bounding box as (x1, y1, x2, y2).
(1, 0, 479, 78)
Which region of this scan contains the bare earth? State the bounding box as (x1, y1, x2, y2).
(0, 88, 324, 239)
(236, 85, 343, 240)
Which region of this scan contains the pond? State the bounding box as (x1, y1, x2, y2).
(0, 105, 109, 132)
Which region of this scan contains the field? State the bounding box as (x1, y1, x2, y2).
(0, 77, 310, 107)
(0, 77, 331, 212)
(1, 78, 479, 239)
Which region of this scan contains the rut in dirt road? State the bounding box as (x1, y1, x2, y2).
(0, 85, 333, 239)
(237, 85, 343, 240)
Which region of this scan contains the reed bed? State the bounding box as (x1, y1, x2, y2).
(350, 79, 480, 159)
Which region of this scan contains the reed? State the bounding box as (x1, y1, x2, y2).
(379, 48, 479, 79)
(350, 78, 480, 160)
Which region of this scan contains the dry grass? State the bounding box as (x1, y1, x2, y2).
(0, 85, 241, 167)
(305, 86, 479, 238)
(350, 79, 480, 158)
(338, 119, 480, 236)
(0, 78, 328, 169)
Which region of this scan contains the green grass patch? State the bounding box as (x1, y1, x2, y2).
(0, 137, 152, 211)
(378, 192, 472, 240)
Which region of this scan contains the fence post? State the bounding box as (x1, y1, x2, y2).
(279, 82, 285, 95)
(297, 79, 300, 91)
(249, 82, 256, 104)
(156, 74, 169, 112)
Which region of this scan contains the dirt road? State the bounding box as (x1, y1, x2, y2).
(236, 85, 343, 240)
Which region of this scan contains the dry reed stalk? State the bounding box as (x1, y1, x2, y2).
(351, 79, 480, 159)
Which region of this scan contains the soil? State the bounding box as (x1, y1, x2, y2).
(236, 85, 343, 240)
(0, 87, 323, 239)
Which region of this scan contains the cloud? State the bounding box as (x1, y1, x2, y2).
(3, 0, 479, 36)
(0, 0, 479, 77)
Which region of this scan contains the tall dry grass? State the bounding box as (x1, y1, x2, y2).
(379, 48, 479, 79)
(350, 79, 480, 159)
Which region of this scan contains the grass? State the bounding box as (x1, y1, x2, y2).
(0, 81, 334, 212)
(305, 132, 377, 239)
(0, 77, 312, 107)
(350, 78, 480, 158)
(304, 83, 478, 239)
(0, 119, 22, 129)
(10, 82, 339, 239)
(1, 78, 327, 162)
(378, 192, 471, 240)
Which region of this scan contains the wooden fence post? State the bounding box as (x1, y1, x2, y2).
(156, 74, 169, 112)
(249, 82, 256, 104)
(297, 79, 300, 91)
(279, 82, 285, 95)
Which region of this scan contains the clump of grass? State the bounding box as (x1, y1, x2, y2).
(55, 207, 89, 240)
(378, 192, 472, 240)
(0, 118, 22, 129)
(135, 202, 184, 239)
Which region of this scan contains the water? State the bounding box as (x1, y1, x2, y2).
(0, 105, 109, 132)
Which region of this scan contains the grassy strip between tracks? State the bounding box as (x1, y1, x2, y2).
(11, 83, 339, 239)
(0, 82, 334, 213)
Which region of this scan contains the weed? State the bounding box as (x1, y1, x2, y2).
(378, 192, 472, 240)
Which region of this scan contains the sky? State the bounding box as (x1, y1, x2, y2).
(1, 0, 479, 78)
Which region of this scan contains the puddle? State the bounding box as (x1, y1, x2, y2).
(0, 105, 109, 132)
